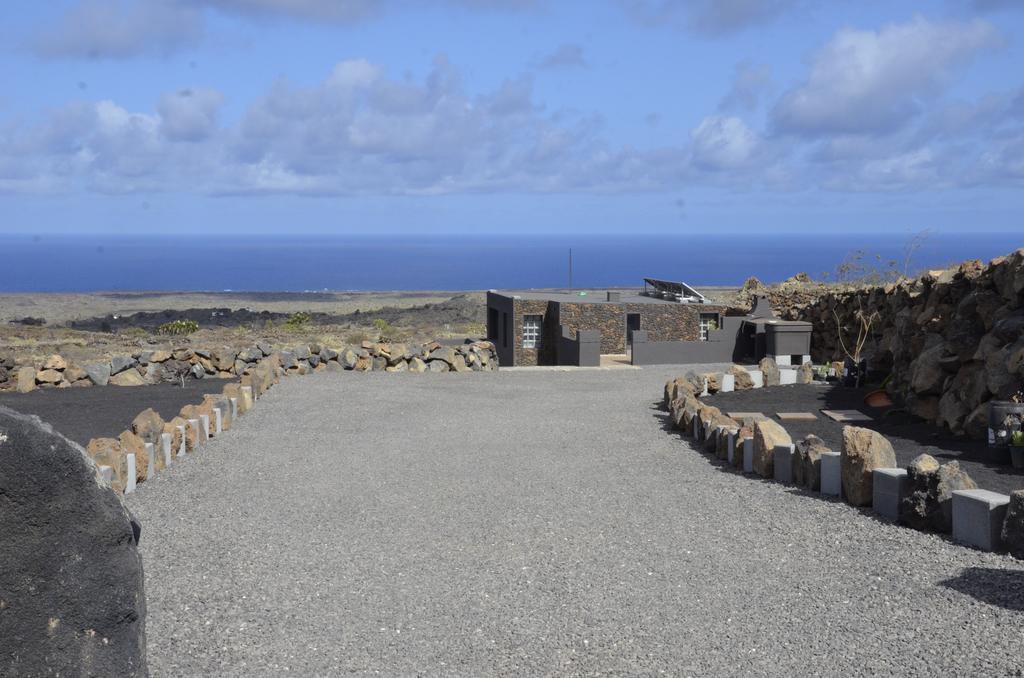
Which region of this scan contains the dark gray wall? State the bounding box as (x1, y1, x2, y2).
(557, 327, 600, 367)
(486, 292, 515, 367)
(630, 316, 746, 365)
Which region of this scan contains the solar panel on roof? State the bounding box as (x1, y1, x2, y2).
(642, 278, 707, 303)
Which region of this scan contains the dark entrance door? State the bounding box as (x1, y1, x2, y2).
(626, 313, 641, 345)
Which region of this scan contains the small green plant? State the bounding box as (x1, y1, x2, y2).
(157, 320, 199, 336)
(1012, 431, 1024, 447)
(372, 318, 394, 343)
(284, 312, 311, 331)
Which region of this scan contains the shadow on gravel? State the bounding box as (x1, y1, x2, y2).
(939, 567, 1024, 611)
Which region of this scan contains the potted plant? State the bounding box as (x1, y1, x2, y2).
(1012, 430, 1024, 470)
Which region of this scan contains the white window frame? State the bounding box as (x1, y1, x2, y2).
(699, 313, 720, 342)
(522, 315, 542, 349)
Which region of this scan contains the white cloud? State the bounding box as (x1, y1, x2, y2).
(620, 0, 799, 35)
(158, 88, 224, 142)
(690, 115, 761, 170)
(33, 0, 202, 59)
(0, 58, 690, 197)
(718, 60, 772, 112)
(772, 17, 999, 136)
(198, 0, 380, 22)
(538, 44, 587, 69)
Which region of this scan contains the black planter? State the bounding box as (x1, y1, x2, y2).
(842, 358, 867, 388)
(989, 400, 1024, 448)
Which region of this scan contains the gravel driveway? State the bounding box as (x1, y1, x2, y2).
(127, 367, 1024, 676)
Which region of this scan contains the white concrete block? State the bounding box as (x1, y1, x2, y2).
(801, 355, 812, 365)
(241, 385, 254, 408)
(821, 452, 841, 496)
(176, 425, 186, 457)
(771, 354, 792, 367)
(743, 438, 754, 474)
(953, 489, 1011, 551)
(773, 444, 795, 484)
(199, 414, 210, 440)
(145, 442, 155, 480)
(720, 373, 735, 393)
(749, 370, 764, 388)
(125, 454, 137, 493)
(97, 465, 113, 485)
(229, 397, 238, 420)
(214, 408, 223, 434)
(872, 468, 908, 521)
(779, 369, 797, 386)
(188, 418, 202, 446)
(727, 431, 736, 465)
(160, 433, 172, 468)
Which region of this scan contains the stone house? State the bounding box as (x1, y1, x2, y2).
(486, 280, 812, 367)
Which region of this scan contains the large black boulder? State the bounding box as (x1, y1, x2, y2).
(0, 406, 147, 676)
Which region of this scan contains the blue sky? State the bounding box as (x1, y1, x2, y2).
(1, 0, 1023, 235)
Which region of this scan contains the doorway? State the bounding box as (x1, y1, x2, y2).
(626, 313, 641, 346)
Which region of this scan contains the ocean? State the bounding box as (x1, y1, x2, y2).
(0, 232, 1020, 293)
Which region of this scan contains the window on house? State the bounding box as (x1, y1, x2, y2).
(522, 315, 542, 349)
(699, 313, 720, 341)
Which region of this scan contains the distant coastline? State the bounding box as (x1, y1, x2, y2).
(0, 232, 1019, 293)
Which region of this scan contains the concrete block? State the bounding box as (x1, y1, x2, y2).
(214, 408, 223, 435)
(160, 433, 172, 468)
(773, 444, 794, 484)
(241, 385, 254, 410)
(97, 465, 113, 485)
(821, 452, 841, 496)
(125, 454, 137, 493)
(199, 414, 210, 440)
(727, 431, 736, 465)
(779, 369, 797, 386)
(771, 354, 792, 367)
(229, 397, 238, 420)
(953, 489, 1011, 551)
(176, 425, 186, 457)
(743, 438, 754, 474)
(720, 373, 735, 393)
(145, 443, 154, 480)
(749, 370, 764, 388)
(872, 468, 908, 521)
(188, 418, 202, 447)
(801, 355, 812, 365)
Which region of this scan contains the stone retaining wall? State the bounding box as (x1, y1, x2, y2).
(0, 339, 498, 393)
(661, 366, 1024, 559)
(771, 249, 1024, 440)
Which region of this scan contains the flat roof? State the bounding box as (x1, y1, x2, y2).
(489, 290, 722, 306)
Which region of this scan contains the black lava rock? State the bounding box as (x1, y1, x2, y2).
(0, 406, 148, 676)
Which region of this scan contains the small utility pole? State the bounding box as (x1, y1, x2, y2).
(569, 248, 573, 292)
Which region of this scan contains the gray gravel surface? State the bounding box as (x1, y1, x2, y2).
(127, 367, 1024, 676)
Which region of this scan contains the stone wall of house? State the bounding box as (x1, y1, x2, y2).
(772, 249, 1024, 439)
(510, 299, 557, 366)
(559, 302, 726, 355)
(0, 339, 498, 393)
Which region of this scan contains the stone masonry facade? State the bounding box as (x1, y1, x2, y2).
(508, 298, 728, 365)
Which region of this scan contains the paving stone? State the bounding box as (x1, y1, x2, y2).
(777, 412, 817, 421)
(821, 409, 873, 423)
